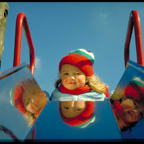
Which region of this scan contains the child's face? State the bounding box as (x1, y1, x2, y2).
(120, 98, 144, 122)
(22, 91, 47, 114)
(22, 80, 48, 114)
(61, 101, 86, 118)
(61, 64, 87, 90)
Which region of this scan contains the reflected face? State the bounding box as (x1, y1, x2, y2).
(61, 64, 86, 90)
(22, 81, 48, 114)
(120, 98, 144, 122)
(61, 101, 86, 118)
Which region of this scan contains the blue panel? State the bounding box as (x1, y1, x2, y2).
(34, 101, 123, 141)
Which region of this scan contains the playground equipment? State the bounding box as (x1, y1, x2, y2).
(0, 2, 37, 141)
(13, 12, 35, 75)
(0, 2, 144, 141)
(124, 10, 144, 67)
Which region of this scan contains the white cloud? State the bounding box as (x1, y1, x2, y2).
(92, 11, 110, 29)
(35, 57, 41, 70)
(99, 12, 109, 20)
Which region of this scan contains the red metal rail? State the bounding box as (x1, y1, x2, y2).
(124, 10, 144, 68)
(13, 12, 36, 140)
(13, 12, 35, 75)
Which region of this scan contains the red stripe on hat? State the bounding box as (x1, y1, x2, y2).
(13, 85, 26, 114)
(124, 83, 144, 100)
(59, 53, 94, 76)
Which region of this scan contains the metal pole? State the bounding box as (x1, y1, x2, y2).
(124, 10, 144, 67)
(13, 12, 35, 75)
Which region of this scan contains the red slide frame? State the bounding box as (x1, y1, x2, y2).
(13, 12, 36, 141)
(13, 12, 35, 75)
(124, 10, 144, 67)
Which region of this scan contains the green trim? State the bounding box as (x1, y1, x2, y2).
(10, 87, 15, 106)
(132, 80, 144, 88)
(76, 113, 95, 128)
(69, 49, 94, 64)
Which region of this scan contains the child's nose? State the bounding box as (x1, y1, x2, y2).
(31, 98, 39, 105)
(70, 101, 75, 107)
(69, 75, 75, 80)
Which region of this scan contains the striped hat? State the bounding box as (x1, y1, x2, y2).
(59, 101, 95, 128)
(59, 49, 95, 76)
(124, 77, 144, 101)
(10, 83, 26, 114)
(114, 77, 144, 123)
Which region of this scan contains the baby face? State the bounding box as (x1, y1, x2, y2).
(23, 91, 47, 114)
(61, 64, 86, 90)
(22, 80, 48, 114)
(120, 98, 144, 122)
(61, 101, 86, 118)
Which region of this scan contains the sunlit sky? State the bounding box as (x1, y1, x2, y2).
(3, 2, 144, 95)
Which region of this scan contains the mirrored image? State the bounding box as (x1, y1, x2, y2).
(110, 76, 144, 132)
(10, 78, 48, 127)
(0, 63, 49, 141)
(59, 101, 95, 128)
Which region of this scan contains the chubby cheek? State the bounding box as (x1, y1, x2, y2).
(62, 77, 67, 83)
(124, 113, 139, 122)
(120, 99, 135, 112)
(26, 103, 39, 114)
(61, 76, 67, 83)
(76, 76, 86, 86)
(61, 79, 67, 88)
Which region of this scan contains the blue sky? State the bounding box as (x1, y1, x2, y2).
(2, 2, 144, 140)
(3, 2, 144, 95)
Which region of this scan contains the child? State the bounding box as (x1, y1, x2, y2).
(110, 77, 144, 131)
(10, 78, 49, 127)
(51, 48, 110, 101)
(59, 101, 95, 128)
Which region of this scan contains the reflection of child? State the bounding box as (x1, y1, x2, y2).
(110, 77, 144, 131)
(51, 49, 110, 101)
(10, 79, 49, 127)
(59, 101, 95, 128)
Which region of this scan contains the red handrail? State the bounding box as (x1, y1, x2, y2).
(124, 10, 144, 68)
(13, 12, 35, 75)
(32, 126, 36, 142)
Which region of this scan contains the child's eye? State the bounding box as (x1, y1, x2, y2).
(64, 107, 69, 109)
(140, 112, 143, 118)
(77, 109, 81, 111)
(134, 102, 138, 107)
(64, 73, 69, 75)
(26, 101, 29, 106)
(76, 72, 81, 75)
(32, 91, 35, 95)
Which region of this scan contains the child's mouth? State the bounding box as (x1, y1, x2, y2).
(69, 82, 76, 84)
